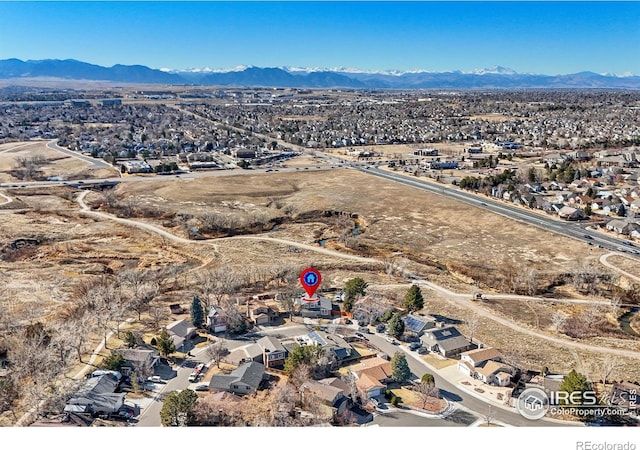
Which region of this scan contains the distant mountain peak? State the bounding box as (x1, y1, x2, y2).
(470, 66, 518, 75)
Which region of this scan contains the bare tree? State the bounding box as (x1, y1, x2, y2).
(289, 363, 312, 388)
(277, 284, 300, 320)
(550, 310, 568, 332)
(206, 339, 229, 368)
(599, 355, 617, 386)
(149, 304, 167, 330)
(465, 313, 480, 345)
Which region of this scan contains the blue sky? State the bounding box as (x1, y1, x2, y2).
(0, 1, 638, 75)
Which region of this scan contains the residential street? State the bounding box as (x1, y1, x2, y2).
(133, 324, 582, 427)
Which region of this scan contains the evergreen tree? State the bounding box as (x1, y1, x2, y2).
(421, 373, 435, 386)
(380, 309, 394, 323)
(190, 296, 204, 328)
(388, 313, 405, 338)
(124, 331, 137, 349)
(559, 369, 591, 405)
(160, 389, 199, 426)
(391, 352, 411, 383)
(344, 277, 368, 302)
(403, 285, 424, 312)
(156, 329, 176, 357)
(343, 296, 354, 313)
(101, 352, 125, 371)
(284, 344, 322, 374)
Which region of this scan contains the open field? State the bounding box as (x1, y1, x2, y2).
(0, 140, 118, 182)
(605, 254, 640, 280)
(96, 168, 604, 287)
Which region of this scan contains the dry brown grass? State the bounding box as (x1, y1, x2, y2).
(0, 141, 118, 182)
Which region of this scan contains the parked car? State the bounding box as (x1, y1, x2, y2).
(194, 384, 209, 392)
(147, 375, 163, 383)
(409, 342, 421, 351)
(358, 327, 371, 334)
(385, 336, 397, 344)
(417, 347, 429, 355)
(376, 324, 386, 333)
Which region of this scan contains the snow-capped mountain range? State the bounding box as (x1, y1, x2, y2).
(1, 59, 638, 89)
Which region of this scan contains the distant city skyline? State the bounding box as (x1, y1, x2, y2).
(1, 1, 639, 76)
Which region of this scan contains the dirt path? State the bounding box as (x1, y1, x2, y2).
(600, 252, 640, 284)
(0, 191, 11, 205)
(74, 192, 640, 360)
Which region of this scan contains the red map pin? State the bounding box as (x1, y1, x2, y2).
(300, 267, 321, 301)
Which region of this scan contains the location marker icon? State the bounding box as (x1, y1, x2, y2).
(300, 267, 322, 301)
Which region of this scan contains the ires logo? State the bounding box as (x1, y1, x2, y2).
(516, 388, 633, 420)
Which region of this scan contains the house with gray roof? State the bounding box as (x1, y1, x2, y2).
(64, 373, 125, 415)
(298, 295, 334, 319)
(301, 379, 350, 415)
(606, 219, 640, 235)
(307, 330, 354, 361)
(166, 319, 197, 351)
(208, 361, 265, 395)
(114, 347, 160, 375)
(245, 336, 288, 368)
(420, 326, 472, 358)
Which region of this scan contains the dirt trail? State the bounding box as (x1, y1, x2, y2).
(600, 252, 640, 284)
(75, 191, 640, 360)
(0, 191, 11, 205)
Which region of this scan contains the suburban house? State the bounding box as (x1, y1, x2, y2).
(606, 219, 640, 236)
(300, 379, 350, 415)
(245, 336, 288, 368)
(206, 306, 227, 333)
(242, 300, 279, 326)
(114, 347, 160, 376)
(208, 361, 266, 395)
(165, 319, 197, 352)
(459, 347, 503, 371)
(306, 330, 354, 362)
(64, 373, 125, 416)
(349, 357, 393, 399)
(420, 326, 472, 358)
(557, 205, 586, 221)
(297, 295, 333, 319)
(474, 360, 513, 387)
(403, 314, 437, 336)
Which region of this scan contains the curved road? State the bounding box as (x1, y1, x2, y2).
(75, 191, 640, 360)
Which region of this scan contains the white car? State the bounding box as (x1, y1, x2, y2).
(147, 376, 163, 383)
(385, 336, 396, 344)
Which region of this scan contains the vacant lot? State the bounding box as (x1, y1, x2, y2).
(102, 169, 603, 276)
(0, 141, 117, 182)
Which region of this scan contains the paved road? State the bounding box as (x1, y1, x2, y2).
(136, 337, 250, 427)
(372, 409, 471, 427)
(46, 139, 114, 169)
(365, 333, 577, 427)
